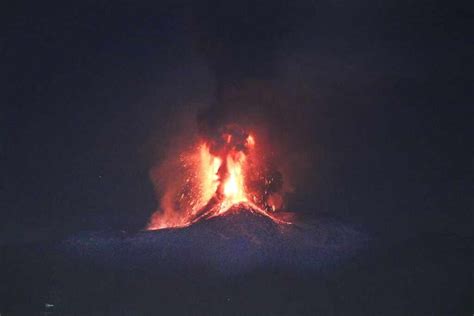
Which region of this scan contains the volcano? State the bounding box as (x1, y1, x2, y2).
(2, 207, 469, 315)
(61, 204, 366, 274)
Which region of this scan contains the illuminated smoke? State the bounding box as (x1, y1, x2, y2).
(147, 124, 288, 230)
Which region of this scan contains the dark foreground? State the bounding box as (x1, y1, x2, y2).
(1, 208, 470, 315)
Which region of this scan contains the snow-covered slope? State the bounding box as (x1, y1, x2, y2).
(61, 205, 367, 274)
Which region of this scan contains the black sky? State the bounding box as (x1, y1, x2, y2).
(1, 1, 471, 242)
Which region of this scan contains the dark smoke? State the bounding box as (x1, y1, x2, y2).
(151, 0, 470, 238)
(188, 1, 313, 208)
(192, 0, 302, 133)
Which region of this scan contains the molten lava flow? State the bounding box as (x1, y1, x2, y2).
(147, 126, 290, 230)
(220, 152, 247, 207)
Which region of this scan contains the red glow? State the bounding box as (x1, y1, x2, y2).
(147, 127, 290, 230)
(246, 134, 255, 147)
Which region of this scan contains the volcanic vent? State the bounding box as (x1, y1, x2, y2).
(147, 124, 290, 230)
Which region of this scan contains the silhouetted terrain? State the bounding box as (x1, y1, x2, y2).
(1, 209, 470, 315)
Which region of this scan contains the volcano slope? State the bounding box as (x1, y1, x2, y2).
(0, 206, 470, 315)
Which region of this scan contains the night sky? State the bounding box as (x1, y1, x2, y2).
(1, 0, 471, 242)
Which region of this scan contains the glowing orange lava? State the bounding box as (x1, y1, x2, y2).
(147, 129, 289, 230)
(222, 153, 246, 201)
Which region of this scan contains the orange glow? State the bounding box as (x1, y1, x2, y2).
(196, 144, 221, 213)
(222, 154, 246, 202)
(247, 134, 255, 146)
(147, 128, 290, 230)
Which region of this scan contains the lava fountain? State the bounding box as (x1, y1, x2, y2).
(147, 125, 290, 230)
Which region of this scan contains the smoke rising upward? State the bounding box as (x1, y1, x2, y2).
(193, 1, 291, 89)
(146, 2, 313, 229)
(191, 0, 299, 133)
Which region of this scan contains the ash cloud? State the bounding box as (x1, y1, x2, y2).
(188, 1, 314, 198)
(191, 0, 304, 132)
(149, 0, 470, 236)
